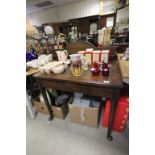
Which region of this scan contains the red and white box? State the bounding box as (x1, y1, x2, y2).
(92, 50, 101, 63)
(78, 50, 93, 65)
(78, 51, 85, 57)
(86, 48, 94, 52)
(78, 49, 109, 65)
(100, 50, 110, 63)
(84, 51, 93, 65)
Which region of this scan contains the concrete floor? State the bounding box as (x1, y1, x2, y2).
(26, 110, 129, 155)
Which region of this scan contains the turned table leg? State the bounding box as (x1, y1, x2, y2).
(37, 79, 53, 121)
(107, 90, 120, 141)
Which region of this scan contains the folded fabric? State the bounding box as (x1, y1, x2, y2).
(55, 94, 69, 106)
(74, 92, 83, 99)
(73, 98, 90, 107)
(90, 100, 100, 108)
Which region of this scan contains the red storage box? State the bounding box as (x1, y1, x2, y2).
(102, 96, 129, 132)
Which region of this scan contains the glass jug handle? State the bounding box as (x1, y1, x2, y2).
(64, 50, 68, 57)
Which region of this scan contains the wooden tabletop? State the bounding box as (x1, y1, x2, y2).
(117, 54, 129, 81)
(26, 68, 39, 76)
(34, 61, 123, 89)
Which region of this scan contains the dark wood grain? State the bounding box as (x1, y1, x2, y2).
(33, 61, 123, 141)
(99, 13, 115, 29)
(65, 40, 96, 55)
(34, 62, 123, 89)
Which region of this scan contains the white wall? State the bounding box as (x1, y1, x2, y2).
(27, 0, 121, 26)
(28, 7, 59, 26)
(58, 0, 99, 21)
(27, 0, 99, 26)
(28, 12, 41, 26)
(39, 7, 59, 24)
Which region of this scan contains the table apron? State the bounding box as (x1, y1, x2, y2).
(39, 79, 119, 98)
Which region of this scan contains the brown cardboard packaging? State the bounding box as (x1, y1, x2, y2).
(33, 99, 69, 119)
(52, 103, 69, 119)
(33, 99, 49, 114)
(103, 28, 112, 46)
(68, 98, 101, 128)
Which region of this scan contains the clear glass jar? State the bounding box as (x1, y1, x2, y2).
(70, 54, 82, 76)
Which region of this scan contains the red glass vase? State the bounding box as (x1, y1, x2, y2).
(91, 62, 100, 76)
(101, 62, 109, 76)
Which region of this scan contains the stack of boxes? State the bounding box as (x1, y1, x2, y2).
(78, 49, 110, 65)
(33, 92, 102, 128)
(33, 94, 69, 120)
(33, 93, 129, 131)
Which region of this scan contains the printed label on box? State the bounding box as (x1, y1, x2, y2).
(85, 54, 92, 65)
(101, 54, 108, 63)
(93, 53, 100, 62)
(92, 51, 101, 62)
(101, 50, 109, 63)
(78, 51, 85, 57)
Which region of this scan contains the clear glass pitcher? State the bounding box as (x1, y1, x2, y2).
(70, 54, 82, 76)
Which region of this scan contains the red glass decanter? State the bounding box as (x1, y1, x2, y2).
(91, 62, 100, 76)
(101, 62, 109, 76)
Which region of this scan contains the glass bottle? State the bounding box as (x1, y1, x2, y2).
(90, 62, 100, 76)
(101, 62, 109, 76)
(70, 54, 82, 76)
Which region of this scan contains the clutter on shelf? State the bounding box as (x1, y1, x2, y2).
(38, 60, 70, 75)
(33, 90, 71, 119)
(26, 54, 53, 69)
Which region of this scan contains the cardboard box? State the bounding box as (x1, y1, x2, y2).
(52, 103, 69, 119)
(33, 99, 49, 115)
(68, 97, 101, 128)
(103, 28, 112, 46)
(33, 98, 69, 119)
(84, 51, 93, 65)
(101, 50, 110, 63)
(78, 51, 85, 57)
(92, 50, 101, 63)
(98, 28, 105, 46)
(78, 50, 109, 64)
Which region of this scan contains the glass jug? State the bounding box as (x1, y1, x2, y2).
(101, 62, 109, 76)
(70, 54, 82, 76)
